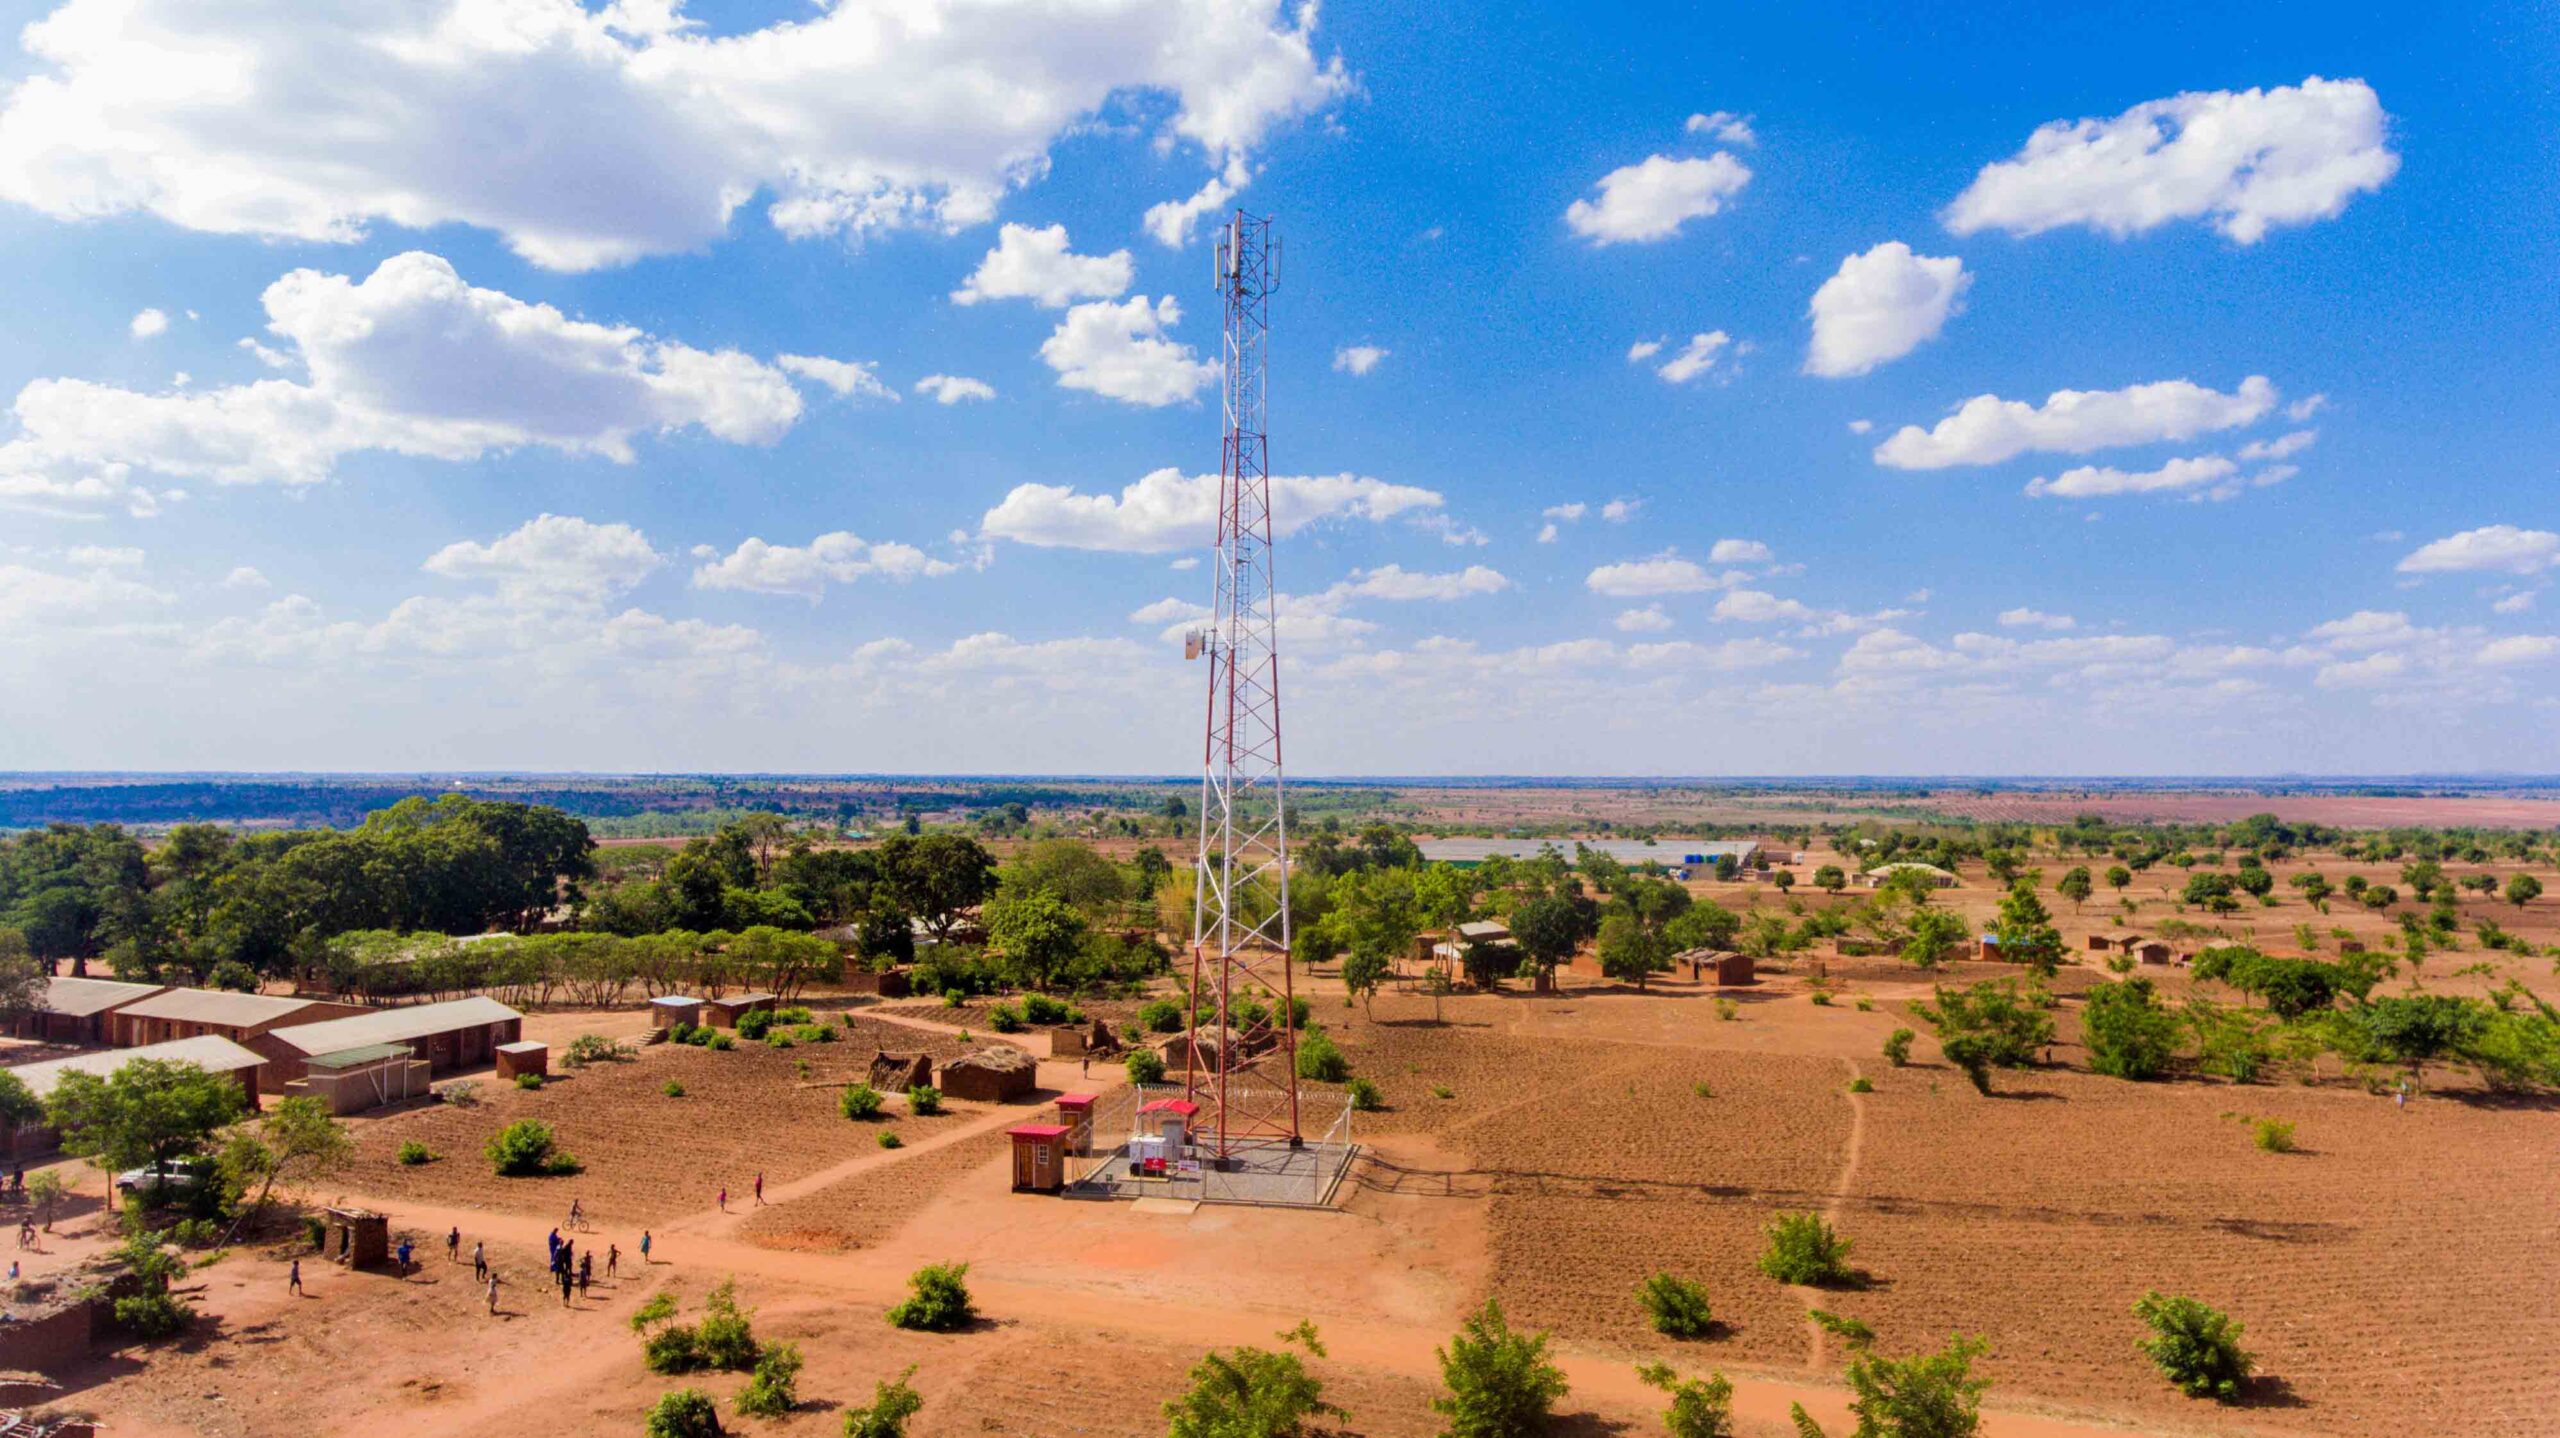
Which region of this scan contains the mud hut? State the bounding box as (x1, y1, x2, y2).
(940, 1045, 1037, 1102)
(1050, 1017, 1120, 1059)
(867, 1051, 934, 1093)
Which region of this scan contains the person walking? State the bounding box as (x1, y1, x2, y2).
(753, 1171, 763, 1206)
(486, 1272, 501, 1315)
(472, 1241, 487, 1282)
(395, 1237, 413, 1274)
(606, 1243, 619, 1279)
(288, 1258, 303, 1295)
(558, 1263, 573, 1307)
(446, 1226, 460, 1263)
(577, 1252, 592, 1299)
(717, 1185, 728, 1212)
(546, 1227, 561, 1264)
(639, 1230, 652, 1266)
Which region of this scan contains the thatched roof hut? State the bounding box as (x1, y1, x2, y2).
(939, 1044, 1037, 1102)
(867, 1050, 934, 1093)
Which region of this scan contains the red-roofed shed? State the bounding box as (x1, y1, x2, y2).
(1054, 1093, 1098, 1153)
(1008, 1123, 1072, 1192)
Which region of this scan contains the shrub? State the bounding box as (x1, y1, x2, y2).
(1713, 999, 1737, 1022)
(1847, 1076, 1874, 1094)
(735, 1009, 775, 1041)
(1798, 1333, 1991, 1438)
(1692, 1081, 1714, 1098)
(706, 1032, 735, 1051)
(2133, 1292, 2254, 1401)
(1164, 1321, 1337, 1438)
(644, 1387, 722, 1438)
(515, 1073, 544, 1091)
(695, 1278, 758, 1370)
(170, 1217, 220, 1248)
(1635, 1361, 1734, 1438)
(396, 1140, 436, 1166)
(563, 1033, 629, 1067)
(1295, 1029, 1350, 1083)
(1126, 1049, 1167, 1086)
(1882, 1029, 1914, 1067)
(764, 1032, 795, 1050)
(644, 1323, 707, 1373)
(877, 1131, 903, 1149)
(887, 1262, 976, 1332)
(941, 989, 965, 1008)
(840, 1084, 885, 1120)
(302, 1215, 327, 1249)
(630, 1291, 679, 1333)
(1345, 1077, 1384, 1112)
(2251, 1118, 2296, 1154)
(987, 1001, 1026, 1034)
(907, 1084, 944, 1116)
(1810, 990, 1834, 1008)
(486, 1119, 576, 1177)
(442, 1080, 480, 1107)
(1138, 997, 1186, 1033)
(2083, 978, 2181, 1081)
(1637, 1273, 1714, 1338)
(663, 1080, 687, 1098)
(1854, 997, 1875, 1013)
(1431, 1299, 1569, 1438)
(842, 1366, 923, 1438)
(1023, 993, 1075, 1025)
(1756, 1212, 1852, 1287)
(1430, 1084, 1455, 1100)
(734, 1340, 802, 1415)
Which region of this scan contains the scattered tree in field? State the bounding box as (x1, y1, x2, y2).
(2509, 874, 2544, 909)
(1664, 900, 1742, 954)
(2105, 865, 2132, 896)
(735, 1341, 803, 1417)
(1164, 1319, 1340, 1438)
(44, 1058, 245, 1178)
(1911, 981, 2052, 1093)
(1637, 1272, 1715, 1338)
(840, 1083, 885, 1120)
(1902, 908, 1968, 971)
(1636, 1361, 1735, 1438)
(887, 1262, 975, 1332)
(485, 1118, 576, 1177)
(1757, 1212, 1853, 1287)
(841, 1366, 923, 1438)
(1127, 1048, 1168, 1085)
(1340, 948, 1390, 1018)
(1814, 865, 1848, 894)
(2082, 979, 2181, 1081)
(1990, 882, 2063, 974)
(1509, 894, 1583, 981)
(1772, 871, 1796, 894)
(645, 1388, 723, 1438)
(1431, 1300, 1569, 1438)
(1790, 1333, 1992, 1438)
(215, 1095, 351, 1239)
(109, 1226, 191, 1338)
(2133, 1292, 2254, 1402)
(1882, 1028, 1914, 1067)
(26, 1168, 65, 1230)
(2056, 867, 2093, 912)
(1598, 914, 1674, 990)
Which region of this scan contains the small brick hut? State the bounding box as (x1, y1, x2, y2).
(940, 1045, 1037, 1102)
(494, 1040, 549, 1081)
(701, 992, 778, 1029)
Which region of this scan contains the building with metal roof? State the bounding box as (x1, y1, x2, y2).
(1415, 838, 1760, 869)
(8, 976, 166, 1046)
(108, 989, 369, 1048)
(5, 1035, 266, 1102)
(248, 996, 523, 1091)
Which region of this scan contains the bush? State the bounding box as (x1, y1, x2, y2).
(695, 1278, 758, 1370)
(1139, 997, 1185, 1033)
(485, 1119, 577, 1177)
(644, 1387, 722, 1438)
(2083, 978, 2181, 1081)
(1637, 1272, 1714, 1338)
(907, 1084, 944, 1116)
(1756, 1212, 1852, 1287)
(1431, 1299, 1569, 1438)
(1847, 1076, 1874, 1094)
(1810, 990, 1833, 1007)
(1882, 1029, 1914, 1067)
(987, 1001, 1026, 1034)
(1854, 997, 1875, 1013)
(706, 1032, 734, 1051)
(115, 1289, 189, 1339)
(1816, 1333, 1992, 1438)
(563, 1033, 628, 1067)
(1345, 1077, 1384, 1112)
(1295, 1029, 1350, 1083)
(631, 1291, 678, 1332)
(515, 1073, 544, 1091)
(887, 1262, 975, 1332)
(1713, 999, 1737, 1022)
(303, 1215, 327, 1249)
(763, 1032, 795, 1050)
(842, 1366, 923, 1438)
(878, 1131, 903, 1149)
(736, 1009, 776, 1041)
(644, 1323, 707, 1373)
(840, 1084, 885, 1120)
(2133, 1292, 2254, 1401)
(735, 1340, 802, 1416)
(1430, 1084, 1455, 1100)
(1636, 1361, 1735, 1438)
(1023, 993, 1076, 1025)
(1126, 1049, 1167, 1086)
(443, 1079, 481, 1107)
(396, 1140, 436, 1166)
(1165, 1322, 1338, 1438)
(2251, 1118, 2296, 1154)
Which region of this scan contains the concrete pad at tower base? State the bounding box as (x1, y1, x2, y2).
(1132, 1197, 1201, 1216)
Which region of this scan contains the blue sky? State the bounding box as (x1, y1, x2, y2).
(0, 0, 2555, 776)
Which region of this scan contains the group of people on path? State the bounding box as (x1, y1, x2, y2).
(304, 1199, 656, 1317)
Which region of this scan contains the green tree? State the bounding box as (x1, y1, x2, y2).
(1508, 894, 1582, 978)
(887, 1262, 975, 1331)
(1431, 1300, 1569, 1438)
(1164, 1320, 1340, 1438)
(644, 1388, 722, 1438)
(2105, 865, 2132, 895)
(1990, 882, 2062, 974)
(2081, 979, 2180, 1081)
(215, 1095, 352, 1238)
(1791, 1333, 1992, 1438)
(1597, 914, 1672, 991)
(1340, 948, 1390, 1019)
(1756, 1212, 1852, 1287)
(2132, 1292, 2253, 1402)
(842, 1366, 924, 1438)
(2055, 867, 2093, 912)
(1636, 1361, 1734, 1438)
(1664, 900, 1740, 954)
(2508, 873, 2544, 909)
(45, 1058, 246, 1178)
(1637, 1273, 1715, 1338)
(878, 833, 999, 941)
(1901, 908, 1968, 971)
(984, 888, 1088, 991)
(1813, 865, 1848, 894)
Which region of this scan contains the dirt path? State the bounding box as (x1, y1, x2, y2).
(1802, 1053, 1869, 1371)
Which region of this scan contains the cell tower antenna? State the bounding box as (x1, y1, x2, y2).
(1183, 208, 1299, 1159)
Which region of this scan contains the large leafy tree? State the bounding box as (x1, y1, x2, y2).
(879, 834, 1000, 940)
(46, 1058, 248, 1177)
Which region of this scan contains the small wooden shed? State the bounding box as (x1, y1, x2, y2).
(941, 1045, 1037, 1103)
(1714, 952, 1755, 986)
(867, 1051, 934, 1093)
(1007, 1123, 1071, 1192)
(650, 996, 705, 1031)
(494, 1040, 549, 1081)
(701, 992, 778, 1029)
(1054, 1092, 1098, 1154)
(320, 1207, 390, 1269)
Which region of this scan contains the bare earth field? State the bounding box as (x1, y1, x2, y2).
(28, 833, 2560, 1438)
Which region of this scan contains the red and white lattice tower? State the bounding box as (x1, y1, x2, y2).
(1183, 209, 1300, 1158)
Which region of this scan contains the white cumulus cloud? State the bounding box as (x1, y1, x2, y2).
(128, 307, 168, 339)
(1707, 538, 1771, 564)
(1586, 553, 1720, 597)
(1875, 376, 2277, 469)
(913, 374, 995, 405)
(2024, 455, 2239, 499)
(1615, 605, 1673, 632)
(692, 532, 958, 600)
(952, 223, 1133, 308)
(1654, 332, 1733, 384)
(2397, 526, 2560, 576)
(1684, 111, 1755, 145)
(775, 355, 896, 401)
(1997, 607, 2076, 631)
(422, 514, 661, 604)
(1564, 153, 1751, 245)
(981, 468, 1446, 554)
(1333, 345, 1388, 376)
(1805, 242, 1968, 378)
(1945, 77, 2398, 245)
(1038, 296, 1218, 407)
